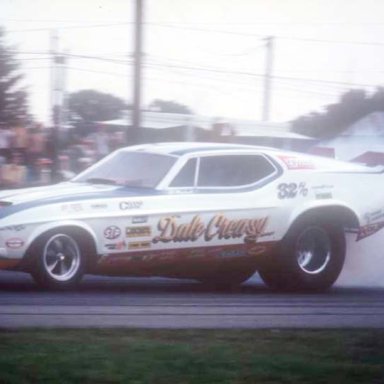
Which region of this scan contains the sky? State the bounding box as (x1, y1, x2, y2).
(1, 0, 384, 125)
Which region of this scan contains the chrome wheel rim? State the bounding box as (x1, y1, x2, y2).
(296, 227, 331, 275)
(43, 234, 81, 281)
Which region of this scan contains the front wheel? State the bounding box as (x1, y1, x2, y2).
(258, 219, 345, 292)
(30, 231, 86, 290)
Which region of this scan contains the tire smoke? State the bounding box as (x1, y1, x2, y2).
(336, 233, 384, 287)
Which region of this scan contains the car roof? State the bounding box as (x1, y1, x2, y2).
(119, 142, 374, 173)
(123, 142, 277, 156)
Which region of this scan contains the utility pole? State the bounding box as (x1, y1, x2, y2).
(50, 29, 59, 182)
(131, 0, 144, 145)
(262, 36, 274, 122)
(49, 30, 58, 129)
(50, 29, 66, 182)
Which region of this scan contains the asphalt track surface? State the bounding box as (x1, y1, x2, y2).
(0, 270, 383, 328)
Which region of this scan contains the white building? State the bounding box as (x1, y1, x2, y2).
(99, 110, 312, 151)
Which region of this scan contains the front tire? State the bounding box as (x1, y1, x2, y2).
(30, 231, 86, 290)
(258, 219, 345, 292)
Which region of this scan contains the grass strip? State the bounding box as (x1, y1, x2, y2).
(0, 329, 384, 383)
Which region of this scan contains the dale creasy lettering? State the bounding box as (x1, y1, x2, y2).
(152, 214, 268, 244)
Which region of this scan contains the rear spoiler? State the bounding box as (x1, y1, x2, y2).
(308, 147, 384, 169)
(350, 151, 384, 167)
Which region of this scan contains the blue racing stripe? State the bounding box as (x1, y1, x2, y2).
(0, 183, 164, 219)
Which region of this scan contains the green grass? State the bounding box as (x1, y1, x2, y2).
(0, 329, 384, 383)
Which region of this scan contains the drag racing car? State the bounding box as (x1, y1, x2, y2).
(0, 142, 383, 291)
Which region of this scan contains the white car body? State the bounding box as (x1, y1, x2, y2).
(0, 142, 382, 291)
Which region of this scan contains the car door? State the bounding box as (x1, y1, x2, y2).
(147, 152, 284, 258)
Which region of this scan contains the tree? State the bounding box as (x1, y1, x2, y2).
(148, 99, 193, 114)
(68, 89, 127, 136)
(291, 88, 384, 139)
(0, 28, 29, 126)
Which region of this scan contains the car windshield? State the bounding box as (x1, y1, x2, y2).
(72, 150, 177, 188)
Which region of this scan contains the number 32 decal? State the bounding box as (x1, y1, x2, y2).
(278, 182, 308, 199)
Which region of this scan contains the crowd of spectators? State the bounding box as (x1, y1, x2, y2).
(0, 123, 126, 189)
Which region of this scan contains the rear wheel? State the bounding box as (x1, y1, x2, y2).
(30, 231, 86, 290)
(258, 219, 345, 292)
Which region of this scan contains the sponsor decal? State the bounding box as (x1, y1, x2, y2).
(104, 225, 122, 240)
(205, 246, 226, 258)
(132, 216, 148, 224)
(277, 182, 308, 199)
(312, 184, 334, 191)
(90, 203, 108, 210)
(128, 241, 151, 250)
(105, 241, 126, 250)
(5, 238, 24, 249)
(311, 185, 334, 200)
(219, 249, 247, 258)
(61, 203, 83, 212)
(137, 254, 153, 262)
(278, 155, 314, 170)
(102, 254, 143, 264)
(126, 226, 151, 238)
(98, 242, 275, 270)
(188, 249, 206, 259)
(364, 209, 384, 224)
(128, 255, 147, 262)
(259, 231, 274, 238)
(248, 245, 267, 256)
(0, 225, 26, 232)
(152, 214, 268, 244)
(356, 221, 384, 241)
(119, 201, 143, 210)
(145, 250, 178, 261)
(315, 192, 333, 200)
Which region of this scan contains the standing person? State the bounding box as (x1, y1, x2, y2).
(0, 123, 12, 163)
(26, 123, 46, 183)
(89, 124, 110, 160)
(11, 123, 28, 164)
(58, 154, 75, 181)
(1, 150, 27, 188)
(109, 130, 125, 152)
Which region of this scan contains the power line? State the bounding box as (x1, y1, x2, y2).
(146, 22, 384, 47)
(277, 35, 384, 47)
(274, 74, 379, 89)
(9, 46, 381, 90)
(14, 57, 50, 61)
(144, 60, 381, 89)
(146, 22, 265, 38)
(6, 20, 384, 47)
(13, 50, 384, 80)
(2, 51, 132, 64)
(20, 51, 383, 90)
(67, 66, 128, 77)
(26, 64, 348, 98)
(146, 20, 384, 26)
(5, 22, 133, 33)
(63, 53, 133, 64)
(24, 62, 342, 95)
(9, 49, 384, 80)
(4, 18, 384, 26)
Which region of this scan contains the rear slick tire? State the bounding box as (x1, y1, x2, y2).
(258, 219, 346, 292)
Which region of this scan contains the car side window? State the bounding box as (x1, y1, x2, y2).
(197, 155, 276, 187)
(169, 158, 197, 187)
